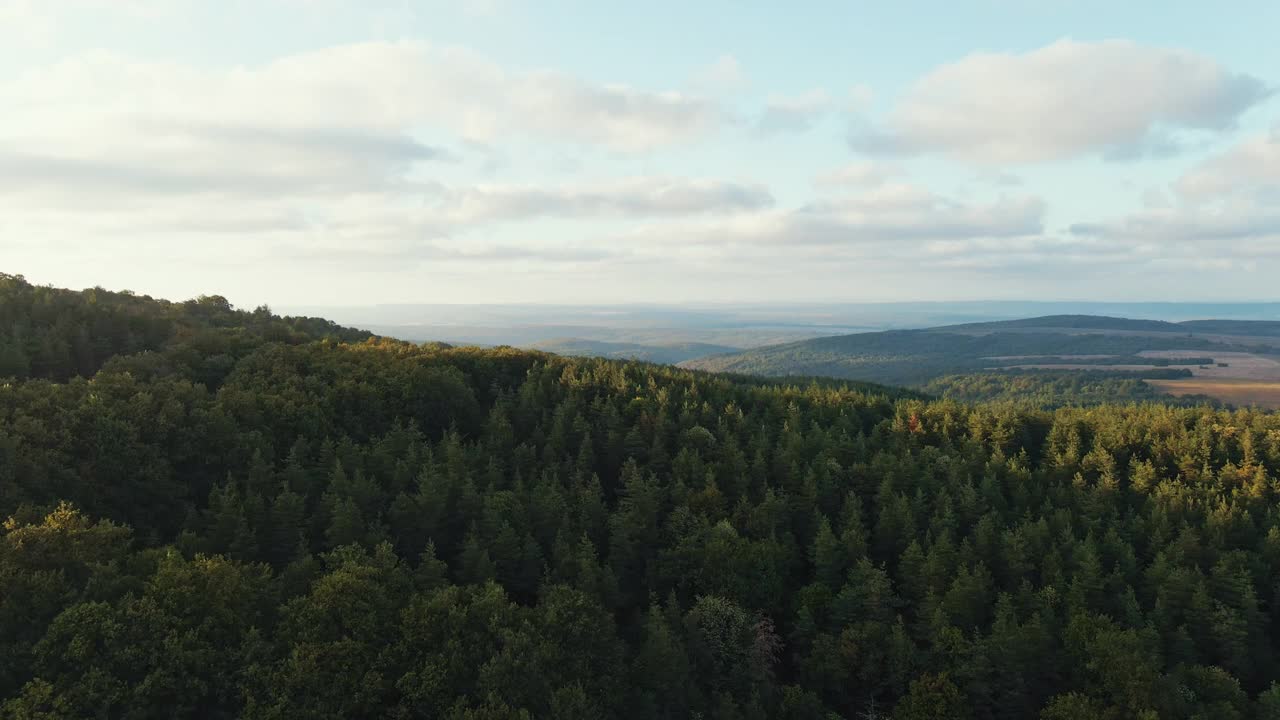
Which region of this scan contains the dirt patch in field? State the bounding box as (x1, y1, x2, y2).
(1147, 379, 1280, 410)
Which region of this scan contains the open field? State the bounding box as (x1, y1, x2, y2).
(1147, 378, 1280, 410)
(1137, 350, 1280, 380)
(998, 351, 1280, 382)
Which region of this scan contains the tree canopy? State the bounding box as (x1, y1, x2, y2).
(3, 279, 1280, 718)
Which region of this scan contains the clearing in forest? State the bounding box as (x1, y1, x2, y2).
(1147, 378, 1280, 410)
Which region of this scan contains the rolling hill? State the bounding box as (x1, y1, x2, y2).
(681, 314, 1280, 407)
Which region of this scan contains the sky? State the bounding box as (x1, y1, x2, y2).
(2, 0, 1278, 308)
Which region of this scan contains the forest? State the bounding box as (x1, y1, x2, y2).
(4, 274, 1280, 718)
(919, 370, 1216, 408)
(0, 273, 371, 382)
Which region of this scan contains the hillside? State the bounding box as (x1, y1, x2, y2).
(941, 315, 1280, 343)
(3, 282, 1280, 718)
(1180, 320, 1280, 337)
(941, 314, 1185, 333)
(682, 315, 1280, 407)
(0, 273, 372, 382)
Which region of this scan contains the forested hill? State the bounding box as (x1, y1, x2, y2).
(0, 273, 372, 381)
(1181, 320, 1280, 337)
(942, 315, 1280, 336)
(5, 284, 1280, 718)
(943, 314, 1187, 333)
(680, 314, 1280, 388)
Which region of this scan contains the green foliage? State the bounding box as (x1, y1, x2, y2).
(921, 370, 1214, 407)
(0, 272, 370, 383)
(4, 281, 1280, 717)
(893, 673, 968, 720)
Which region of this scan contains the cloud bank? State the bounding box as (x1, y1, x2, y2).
(2, 15, 1278, 303)
(852, 39, 1270, 163)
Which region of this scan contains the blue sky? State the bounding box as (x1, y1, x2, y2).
(2, 0, 1278, 307)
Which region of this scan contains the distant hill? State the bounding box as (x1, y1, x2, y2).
(680, 314, 1280, 404)
(530, 338, 741, 365)
(941, 314, 1183, 333)
(1177, 320, 1280, 337)
(943, 314, 1280, 338)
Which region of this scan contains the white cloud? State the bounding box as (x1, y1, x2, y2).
(1142, 187, 1172, 209)
(852, 39, 1270, 163)
(0, 0, 168, 46)
(757, 89, 832, 133)
(975, 170, 1024, 187)
(1174, 125, 1280, 201)
(919, 234, 1146, 270)
(796, 186, 1045, 243)
(692, 54, 747, 94)
(0, 41, 743, 269)
(606, 180, 1045, 252)
(1090, 202, 1280, 246)
(0, 127, 446, 200)
(2, 42, 722, 156)
(813, 161, 903, 189)
(847, 84, 875, 113)
(1071, 129, 1280, 267)
(7, 20, 1272, 301)
(427, 178, 773, 223)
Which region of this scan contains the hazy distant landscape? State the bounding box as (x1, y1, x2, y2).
(286, 302, 1280, 350)
(295, 302, 1280, 408)
(287, 301, 1280, 351)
